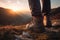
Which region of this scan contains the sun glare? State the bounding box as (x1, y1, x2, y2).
(6, 6, 21, 12)
(11, 7, 19, 11)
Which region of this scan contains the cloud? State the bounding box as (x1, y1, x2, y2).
(0, 0, 30, 11)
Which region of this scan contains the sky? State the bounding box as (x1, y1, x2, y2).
(0, 0, 60, 11)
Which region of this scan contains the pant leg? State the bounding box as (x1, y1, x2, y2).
(42, 0, 51, 15)
(42, 0, 52, 27)
(28, 0, 41, 16)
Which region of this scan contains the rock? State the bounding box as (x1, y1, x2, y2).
(14, 31, 34, 40)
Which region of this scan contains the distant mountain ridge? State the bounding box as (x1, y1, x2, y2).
(0, 7, 60, 26)
(51, 7, 60, 19)
(0, 7, 31, 26)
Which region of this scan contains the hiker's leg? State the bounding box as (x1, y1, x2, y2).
(27, 0, 45, 33)
(42, 0, 52, 27)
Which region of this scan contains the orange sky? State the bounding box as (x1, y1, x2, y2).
(0, 0, 60, 12)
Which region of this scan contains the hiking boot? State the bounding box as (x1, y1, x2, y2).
(26, 16, 45, 33)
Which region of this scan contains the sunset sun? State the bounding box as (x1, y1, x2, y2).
(7, 6, 20, 11)
(11, 7, 19, 11)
